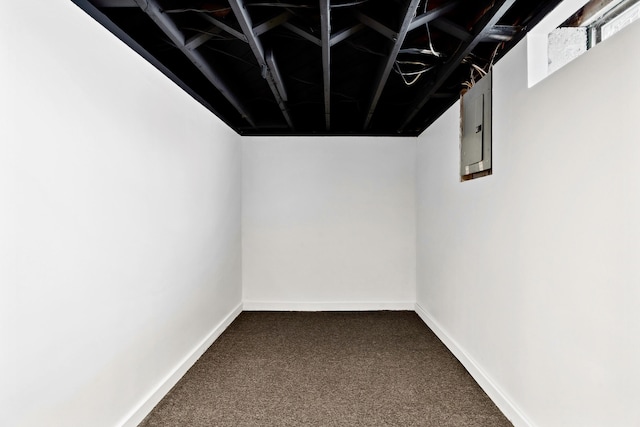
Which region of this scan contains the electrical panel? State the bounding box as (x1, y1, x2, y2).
(460, 70, 492, 179)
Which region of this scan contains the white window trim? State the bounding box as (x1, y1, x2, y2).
(527, 0, 591, 87)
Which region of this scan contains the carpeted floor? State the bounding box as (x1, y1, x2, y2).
(139, 311, 512, 426)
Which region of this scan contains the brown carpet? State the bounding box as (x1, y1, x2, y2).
(139, 311, 512, 426)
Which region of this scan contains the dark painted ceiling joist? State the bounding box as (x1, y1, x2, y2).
(407, 1, 460, 32)
(253, 12, 291, 37)
(330, 23, 365, 47)
(185, 26, 222, 51)
(354, 11, 396, 41)
(430, 18, 472, 42)
(282, 22, 321, 46)
(320, 0, 331, 129)
(398, 0, 519, 132)
(74, 0, 564, 136)
(363, 0, 421, 130)
(364, 0, 460, 130)
(132, 0, 256, 127)
(200, 13, 247, 42)
(482, 25, 522, 42)
(228, 0, 294, 128)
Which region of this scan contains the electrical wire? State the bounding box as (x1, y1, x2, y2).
(461, 43, 502, 90)
(461, 58, 487, 89)
(395, 61, 435, 76)
(488, 42, 502, 69)
(393, 61, 435, 86)
(399, 47, 441, 57)
(164, 7, 231, 13)
(392, 0, 444, 86)
(422, 0, 442, 58)
(288, 75, 317, 86)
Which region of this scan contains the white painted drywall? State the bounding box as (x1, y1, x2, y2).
(242, 137, 416, 310)
(416, 17, 640, 427)
(0, 2, 242, 426)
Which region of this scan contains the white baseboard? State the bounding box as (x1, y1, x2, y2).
(243, 300, 415, 311)
(414, 303, 533, 427)
(118, 302, 527, 427)
(119, 303, 243, 427)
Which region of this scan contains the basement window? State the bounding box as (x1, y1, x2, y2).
(548, 0, 640, 73)
(528, 0, 640, 86)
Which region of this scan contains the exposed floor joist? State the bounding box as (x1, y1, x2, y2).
(320, 0, 331, 129)
(74, 0, 565, 136)
(253, 12, 291, 37)
(185, 26, 222, 51)
(200, 13, 248, 43)
(330, 23, 365, 46)
(363, 0, 459, 130)
(133, 0, 255, 127)
(431, 18, 472, 42)
(282, 22, 322, 46)
(354, 11, 396, 41)
(398, 0, 519, 132)
(407, 1, 460, 32)
(228, 0, 293, 129)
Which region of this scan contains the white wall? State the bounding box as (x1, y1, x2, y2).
(416, 17, 640, 427)
(0, 2, 242, 426)
(242, 137, 416, 310)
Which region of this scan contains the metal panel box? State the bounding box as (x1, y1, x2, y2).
(460, 70, 492, 178)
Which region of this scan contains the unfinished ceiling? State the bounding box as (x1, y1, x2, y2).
(74, 0, 563, 136)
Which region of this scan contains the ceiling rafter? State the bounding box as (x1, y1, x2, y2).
(200, 13, 248, 42)
(482, 25, 521, 42)
(320, 0, 331, 129)
(430, 18, 472, 42)
(185, 26, 222, 51)
(363, 0, 459, 130)
(253, 11, 292, 37)
(282, 22, 322, 46)
(398, 0, 519, 132)
(228, 0, 294, 128)
(279, 22, 363, 48)
(354, 11, 396, 41)
(266, 50, 288, 101)
(132, 0, 256, 127)
(407, 1, 460, 32)
(75, 0, 565, 135)
(330, 23, 365, 47)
